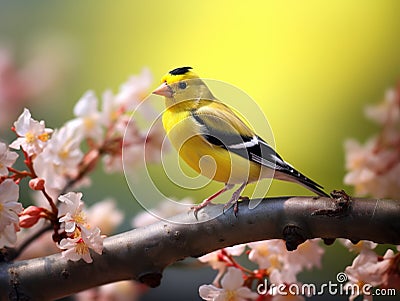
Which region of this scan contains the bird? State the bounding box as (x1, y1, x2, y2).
(153, 66, 329, 216)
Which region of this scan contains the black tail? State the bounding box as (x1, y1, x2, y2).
(275, 166, 330, 197)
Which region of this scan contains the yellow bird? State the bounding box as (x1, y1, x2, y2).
(153, 67, 329, 215)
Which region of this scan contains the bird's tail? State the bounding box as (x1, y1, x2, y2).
(275, 169, 330, 197)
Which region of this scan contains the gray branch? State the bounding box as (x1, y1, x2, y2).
(1, 196, 399, 300)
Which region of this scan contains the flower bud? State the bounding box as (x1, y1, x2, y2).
(29, 178, 45, 190)
(19, 206, 43, 228)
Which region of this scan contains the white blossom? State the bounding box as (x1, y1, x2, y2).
(344, 250, 389, 301)
(247, 239, 287, 270)
(69, 90, 103, 142)
(0, 179, 21, 247)
(198, 244, 246, 286)
(284, 239, 324, 273)
(114, 67, 152, 111)
(132, 198, 193, 227)
(0, 142, 18, 176)
(59, 227, 103, 263)
(58, 192, 86, 233)
(0, 179, 22, 231)
(10, 108, 52, 156)
(198, 244, 246, 268)
(101, 68, 152, 127)
(199, 267, 258, 301)
(86, 198, 124, 235)
(0, 223, 19, 248)
(34, 123, 83, 190)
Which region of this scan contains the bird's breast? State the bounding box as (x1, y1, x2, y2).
(162, 110, 264, 184)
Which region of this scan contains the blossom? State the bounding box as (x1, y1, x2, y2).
(344, 138, 399, 198)
(19, 206, 43, 228)
(247, 239, 287, 270)
(344, 86, 400, 198)
(364, 88, 399, 125)
(0, 223, 19, 248)
(34, 123, 83, 190)
(268, 268, 298, 287)
(0, 179, 22, 231)
(132, 198, 194, 227)
(86, 198, 124, 235)
(16, 219, 59, 259)
(198, 245, 246, 269)
(0, 142, 18, 176)
(0, 46, 67, 128)
(339, 239, 378, 254)
(381, 249, 400, 289)
(10, 108, 53, 156)
(102, 115, 142, 173)
(0, 179, 21, 247)
(199, 267, 258, 301)
(268, 270, 306, 301)
(58, 192, 86, 233)
(101, 68, 152, 126)
(344, 250, 389, 301)
(59, 227, 103, 263)
(284, 239, 324, 273)
(69, 90, 103, 142)
(198, 245, 246, 286)
(114, 67, 152, 111)
(75, 280, 142, 301)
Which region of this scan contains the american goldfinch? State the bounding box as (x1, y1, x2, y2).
(153, 66, 329, 215)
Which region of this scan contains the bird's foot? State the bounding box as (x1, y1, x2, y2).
(191, 200, 212, 219)
(223, 183, 247, 216)
(223, 196, 247, 216)
(191, 184, 235, 219)
(231, 196, 249, 216)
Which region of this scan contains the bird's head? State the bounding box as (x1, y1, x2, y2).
(153, 67, 214, 107)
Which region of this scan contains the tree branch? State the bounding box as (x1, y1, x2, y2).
(1, 196, 399, 300)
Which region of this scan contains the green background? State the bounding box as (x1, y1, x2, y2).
(1, 1, 399, 300)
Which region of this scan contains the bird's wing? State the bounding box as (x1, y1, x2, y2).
(191, 101, 328, 196)
(191, 101, 280, 170)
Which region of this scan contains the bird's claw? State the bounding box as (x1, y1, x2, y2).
(191, 205, 201, 220)
(191, 203, 209, 219)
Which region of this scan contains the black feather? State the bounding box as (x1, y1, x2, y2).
(191, 112, 329, 196)
(169, 66, 193, 75)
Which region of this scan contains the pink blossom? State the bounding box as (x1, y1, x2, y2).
(247, 239, 287, 270)
(344, 86, 400, 198)
(75, 280, 142, 301)
(0, 179, 22, 231)
(86, 198, 124, 235)
(344, 250, 390, 301)
(19, 206, 43, 228)
(0, 142, 18, 176)
(34, 123, 83, 190)
(199, 267, 258, 301)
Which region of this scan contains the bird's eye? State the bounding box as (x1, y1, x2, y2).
(178, 82, 187, 89)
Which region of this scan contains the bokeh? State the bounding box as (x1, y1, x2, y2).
(1, 1, 400, 300)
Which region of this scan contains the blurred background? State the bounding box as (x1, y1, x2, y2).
(1, 1, 400, 300)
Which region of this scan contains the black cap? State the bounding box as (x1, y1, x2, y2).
(169, 66, 193, 75)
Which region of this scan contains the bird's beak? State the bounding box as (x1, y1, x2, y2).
(152, 82, 173, 98)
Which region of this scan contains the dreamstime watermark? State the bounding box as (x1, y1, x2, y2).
(256, 272, 397, 297)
